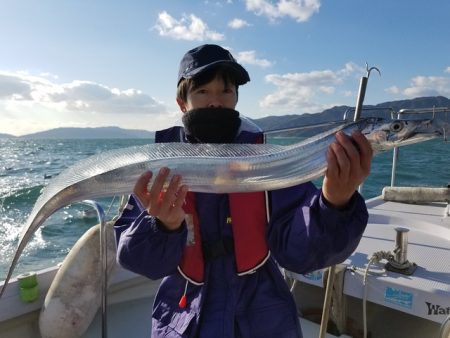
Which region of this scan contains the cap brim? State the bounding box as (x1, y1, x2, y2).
(182, 60, 250, 85)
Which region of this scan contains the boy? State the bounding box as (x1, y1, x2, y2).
(114, 44, 372, 338)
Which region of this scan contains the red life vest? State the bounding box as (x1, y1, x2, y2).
(155, 126, 270, 285)
(177, 191, 270, 285)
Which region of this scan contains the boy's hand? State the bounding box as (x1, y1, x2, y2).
(322, 131, 373, 208)
(134, 167, 188, 231)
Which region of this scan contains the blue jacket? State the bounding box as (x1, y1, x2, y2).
(114, 121, 368, 338)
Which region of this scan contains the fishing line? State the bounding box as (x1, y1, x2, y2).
(347, 250, 393, 338)
(104, 195, 117, 219)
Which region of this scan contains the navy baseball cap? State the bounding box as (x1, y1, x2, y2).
(177, 44, 250, 86)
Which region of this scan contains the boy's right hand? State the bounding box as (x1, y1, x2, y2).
(133, 167, 188, 231)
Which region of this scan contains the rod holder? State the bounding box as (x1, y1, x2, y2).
(82, 200, 108, 338)
(386, 227, 417, 275)
(393, 227, 409, 265)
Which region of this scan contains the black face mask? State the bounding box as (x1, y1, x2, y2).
(182, 107, 241, 143)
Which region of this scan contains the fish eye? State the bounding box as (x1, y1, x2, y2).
(390, 120, 404, 132)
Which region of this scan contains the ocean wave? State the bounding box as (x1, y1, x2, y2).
(1, 185, 45, 205)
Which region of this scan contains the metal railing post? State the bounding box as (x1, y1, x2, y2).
(82, 200, 108, 338)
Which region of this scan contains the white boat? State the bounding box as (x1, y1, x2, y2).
(1, 107, 449, 338)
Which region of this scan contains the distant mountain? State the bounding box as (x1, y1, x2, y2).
(251, 96, 450, 135)
(0, 133, 16, 139)
(7, 96, 450, 139)
(20, 126, 155, 139)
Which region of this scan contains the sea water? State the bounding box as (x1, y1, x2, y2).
(0, 137, 449, 279)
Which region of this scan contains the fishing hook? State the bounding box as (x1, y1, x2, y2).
(354, 63, 381, 121)
(365, 63, 381, 78)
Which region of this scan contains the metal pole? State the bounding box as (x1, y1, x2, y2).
(355, 64, 380, 193)
(390, 110, 402, 187)
(354, 76, 367, 194)
(390, 147, 399, 187)
(354, 76, 368, 121)
(354, 64, 381, 122)
(440, 312, 450, 338)
(319, 64, 379, 338)
(82, 200, 108, 338)
(319, 265, 336, 338)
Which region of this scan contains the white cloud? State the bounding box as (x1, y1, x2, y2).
(385, 86, 400, 94)
(236, 50, 272, 68)
(0, 71, 174, 135)
(0, 73, 37, 100)
(319, 86, 334, 94)
(154, 11, 224, 41)
(403, 76, 449, 97)
(260, 63, 360, 113)
(0, 72, 167, 115)
(388, 75, 450, 98)
(39, 72, 59, 80)
(51, 82, 167, 114)
(343, 90, 353, 97)
(228, 18, 251, 29)
(384, 65, 450, 98)
(245, 0, 320, 22)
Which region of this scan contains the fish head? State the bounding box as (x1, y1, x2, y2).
(360, 117, 444, 153)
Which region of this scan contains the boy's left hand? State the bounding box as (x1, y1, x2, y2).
(322, 130, 373, 208)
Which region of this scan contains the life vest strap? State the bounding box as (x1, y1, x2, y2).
(202, 237, 234, 261)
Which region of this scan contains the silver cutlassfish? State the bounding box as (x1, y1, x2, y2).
(0, 117, 445, 297)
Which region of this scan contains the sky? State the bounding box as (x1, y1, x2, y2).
(1, 0, 450, 136)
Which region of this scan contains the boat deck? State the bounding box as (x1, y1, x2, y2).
(1, 195, 449, 337)
(348, 198, 450, 323)
(288, 196, 450, 337)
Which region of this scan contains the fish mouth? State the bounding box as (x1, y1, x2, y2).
(416, 119, 449, 140)
(402, 119, 450, 145)
(435, 121, 450, 142)
(396, 133, 438, 147)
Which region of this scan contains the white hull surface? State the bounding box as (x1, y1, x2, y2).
(287, 193, 450, 338)
(1, 191, 449, 338)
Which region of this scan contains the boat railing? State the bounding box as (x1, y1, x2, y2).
(394, 106, 450, 118)
(263, 120, 346, 137)
(81, 200, 108, 338)
(264, 106, 449, 191)
(342, 106, 397, 121)
(390, 106, 450, 187)
(264, 106, 397, 138)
